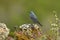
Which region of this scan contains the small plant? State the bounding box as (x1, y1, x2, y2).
(45, 11, 60, 40)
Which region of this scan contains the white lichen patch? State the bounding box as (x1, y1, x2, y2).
(0, 23, 10, 40)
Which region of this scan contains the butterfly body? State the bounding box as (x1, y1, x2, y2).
(30, 11, 42, 26)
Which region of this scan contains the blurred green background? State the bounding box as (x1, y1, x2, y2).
(0, 0, 60, 31)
